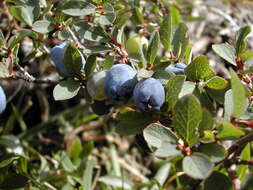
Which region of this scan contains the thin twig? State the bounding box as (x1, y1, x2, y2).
(227, 133, 253, 159)
(235, 159, 253, 166)
(91, 166, 101, 190)
(11, 74, 60, 84)
(43, 182, 57, 190)
(163, 172, 185, 188)
(227, 165, 240, 190)
(118, 158, 149, 183)
(66, 26, 85, 49)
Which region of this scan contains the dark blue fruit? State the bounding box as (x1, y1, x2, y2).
(105, 64, 137, 102)
(175, 63, 187, 69)
(91, 100, 113, 115)
(133, 77, 165, 112)
(0, 86, 7, 114)
(50, 42, 85, 77)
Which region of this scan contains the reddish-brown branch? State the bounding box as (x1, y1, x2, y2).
(109, 38, 129, 64)
(235, 159, 253, 165)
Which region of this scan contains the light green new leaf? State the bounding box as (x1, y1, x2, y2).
(237, 144, 250, 181)
(216, 122, 245, 140)
(206, 76, 228, 90)
(172, 94, 202, 145)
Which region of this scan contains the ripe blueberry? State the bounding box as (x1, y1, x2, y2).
(105, 64, 137, 102)
(50, 42, 85, 77)
(133, 77, 165, 112)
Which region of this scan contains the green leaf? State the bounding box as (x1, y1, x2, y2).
(200, 130, 216, 144)
(0, 156, 20, 168)
(103, 55, 114, 70)
(172, 94, 202, 145)
(137, 69, 154, 80)
(53, 80, 81, 101)
(153, 70, 175, 85)
(153, 162, 171, 187)
(62, 1, 96, 16)
(146, 32, 160, 65)
(236, 26, 251, 56)
(237, 144, 250, 181)
(212, 43, 236, 66)
(185, 56, 215, 82)
(0, 58, 12, 78)
(230, 68, 247, 118)
(159, 15, 172, 50)
(99, 176, 132, 189)
(114, 10, 132, 28)
(0, 30, 5, 46)
(184, 45, 193, 64)
(198, 109, 213, 134)
(96, 3, 115, 25)
(143, 123, 181, 158)
(183, 153, 214, 180)
(64, 43, 85, 75)
(32, 20, 54, 34)
(115, 109, 152, 136)
(83, 159, 94, 190)
(171, 23, 188, 58)
(198, 144, 227, 163)
(165, 75, 185, 111)
(56, 151, 76, 172)
(216, 122, 245, 140)
(70, 138, 83, 162)
(204, 172, 232, 190)
(178, 81, 196, 98)
(73, 21, 109, 42)
(85, 55, 97, 78)
(205, 76, 228, 90)
(10, 2, 40, 26)
(224, 89, 233, 121)
(169, 5, 181, 25)
(132, 7, 144, 24)
(240, 50, 253, 62)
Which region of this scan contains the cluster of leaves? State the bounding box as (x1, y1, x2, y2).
(1, 0, 253, 189)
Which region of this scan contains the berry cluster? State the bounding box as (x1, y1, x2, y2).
(50, 42, 187, 115)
